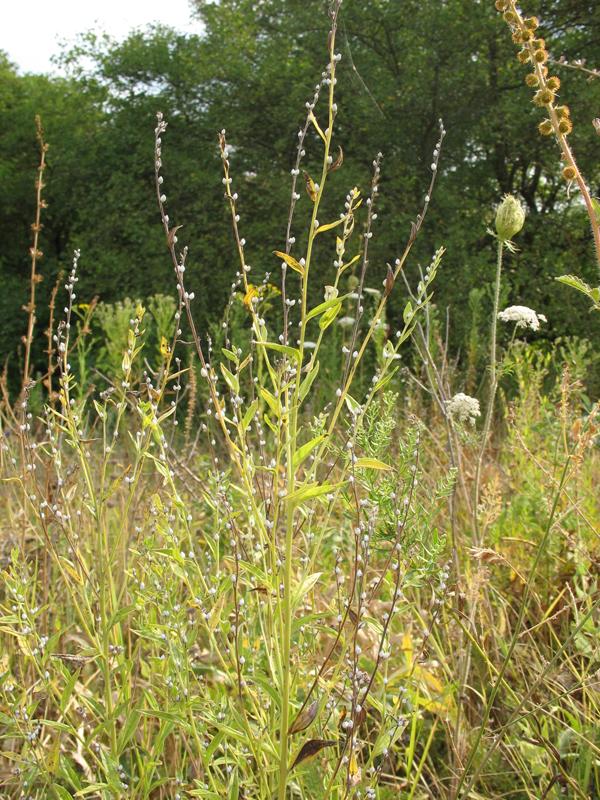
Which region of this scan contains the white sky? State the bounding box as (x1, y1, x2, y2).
(0, 0, 201, 74)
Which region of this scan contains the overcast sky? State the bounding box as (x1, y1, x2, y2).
(1, 0, 202, 74)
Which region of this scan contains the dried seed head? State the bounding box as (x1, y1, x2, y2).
(495, 0, 509, 10)
(495, 195, 525, 241)
(525, 73, 539, 87)
(562, 166, 577, 181)
(533, 87, 555, 106)
(538, 119, 553, 136)
(503, 10, 518, 23)
(518, 50, 531, 64)
(533, 49, 548, 64)
(557, 117, 573, 135)
(546, 76, 561, 91)
(524, 16, 539, 30)
(556, 105, 570, 119)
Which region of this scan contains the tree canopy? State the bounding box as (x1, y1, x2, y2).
(2, 0, 600, 384)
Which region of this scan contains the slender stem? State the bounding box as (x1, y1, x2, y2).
(473, 239, 503, 544)
(22, 116, 47, 395)
(277, 8, 340, 796)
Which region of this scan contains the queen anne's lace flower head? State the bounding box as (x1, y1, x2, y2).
(497, 305, 547, 331)
(446, 393, 481, 425)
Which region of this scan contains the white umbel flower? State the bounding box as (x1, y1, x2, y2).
(446, 393, 481, 426)
(497, 305, 547, 331)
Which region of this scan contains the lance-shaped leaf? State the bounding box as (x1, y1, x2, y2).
(273, 250, 305, 276)
(288, 700, 318, 735)
(328, 145, 344, 172)
(354, 457, 392, 471)
(303, 171, 318, 202)
(290, 739, 337, 770)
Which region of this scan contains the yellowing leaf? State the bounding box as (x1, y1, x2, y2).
(273, 250, 305, 276)
(303, 171, 318, 202)
(354, 457, 392, 471)
(159, 336, 171, 358)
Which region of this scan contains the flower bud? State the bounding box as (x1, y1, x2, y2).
(495, 195, 525, 241)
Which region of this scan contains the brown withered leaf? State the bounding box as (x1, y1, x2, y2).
(167, 224, 183, 249)
(291, 739, 337, 770)
(355, 705, 367, 728)
(328, 146, 344, 172)
(347, 608, 359, 626)
(288, 700, 318, 735)
(384, 265, 395, 298)
(303, 171, 318, 202)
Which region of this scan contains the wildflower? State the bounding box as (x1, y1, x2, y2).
(497, 305, 547, 330)
(495, 195, 525, 241)
(338, 316, 355, 328)
(446, 393, 481, 426)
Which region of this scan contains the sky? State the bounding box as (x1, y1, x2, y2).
(0, 0, 202, 75)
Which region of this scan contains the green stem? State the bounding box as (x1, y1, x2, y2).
(473, 239, 503, 544)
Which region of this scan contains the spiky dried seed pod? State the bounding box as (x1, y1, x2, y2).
(495, 0, 509, 10)
(524, 16, 539, 29)
(562, 166, 577, 180)
(525, 73, 539, 87)
(512, 30, 524, 44)
(520, 28, 533, 42)
(558, 117, 573, 135)
(546, 76, 561, 91)
(538, 119, 553, 136)
(533, 88, 555, 106)
(533, 38, 545, 49)
(518, 49, 531, 64)
(503, 10, 518, 23)
(533, 49, 548, 63)
(555, 105, 570, 119)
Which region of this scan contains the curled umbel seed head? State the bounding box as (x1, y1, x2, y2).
(495, 195, 525, 241)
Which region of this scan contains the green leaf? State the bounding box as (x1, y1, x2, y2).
(292, 434, 326, 469)
(259, 387, 281, 417)
(221, 348, 238, 364)
(555, 274, 600, 308)
(292, 572, 322, 608)
(255, 341, 301, 362)
(117, 709, 141, 752)
(344, 393, 361, 415)
(52, 785, 74, 800)
(285, 482, 337, 506)
(220, 363, 239, 394)
(403, 300, 413, 324)
(299, 362, 319, 402)
(372, 367, 399, 394)
(306, 294, 348, 323)
(228, 769, 239, 800)
(319, 302, 342, 330)
(241, 399, 259, 431)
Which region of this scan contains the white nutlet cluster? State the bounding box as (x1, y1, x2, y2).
(498, 305, 546, 331)
(446, 392, 481, 426)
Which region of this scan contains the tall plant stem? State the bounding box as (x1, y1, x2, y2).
(277, 6, 340, 796)
(473, 239, 503, 544)
(22, 116, 48, 396)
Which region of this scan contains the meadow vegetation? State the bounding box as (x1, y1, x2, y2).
(1, 1, 599, 798)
